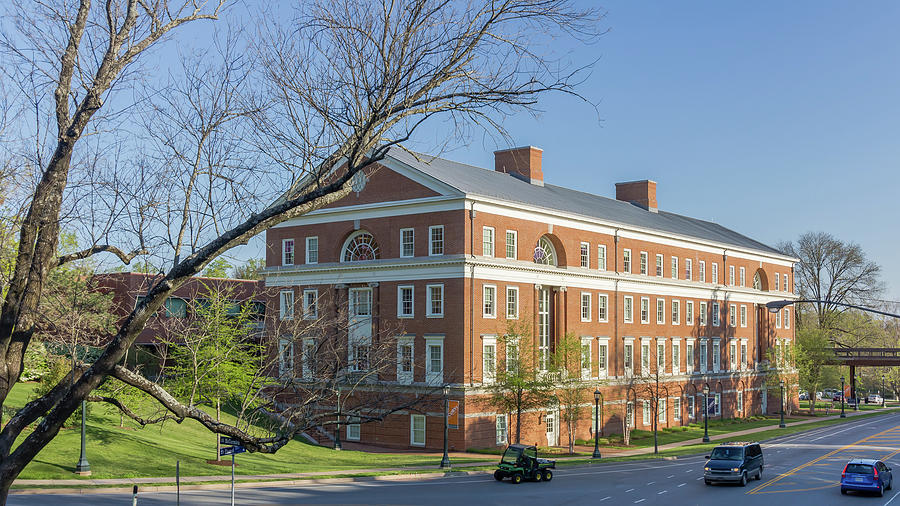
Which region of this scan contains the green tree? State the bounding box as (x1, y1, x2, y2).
(550, 333, 592, 454)
(163, 283, 265, 460)
(231, 258, 265, 280)
(485, 319, 554, 444)
(203, 258, 233, 278)
(793, 326, 832, 414)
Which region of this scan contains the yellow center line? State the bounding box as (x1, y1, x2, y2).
(747, 423, 900, 495)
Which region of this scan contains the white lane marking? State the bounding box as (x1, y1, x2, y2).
(677, 483, 686, 487)
(647, 481, 655, 485)
(626, 488, 635, 492)
(599, 497, 611, 502)
(696, 477, 704, 480)
(658, 490, 667, 494)
(884, 487, 900, 506)
(667, 474, 675, 478)
(634, 500, 645, 504)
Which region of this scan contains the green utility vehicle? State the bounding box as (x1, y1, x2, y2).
(493, 444, 556, 484)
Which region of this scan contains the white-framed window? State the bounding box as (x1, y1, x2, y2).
(729, 304, 736, 327)
(712, 340, 721, 372)
(699, 340, 708, 373)
(712, 263, 719, 284)
(624, 341, 634, 375)
(639, 251, 648, 275)
(598, 340, 609, 377)
(672, 300, 680, 325)
(598, 245, 607, 271)
(657, 341, 665, 372)
(686, 340, 695, 374)
(737, 390, 744, 412)
(699, 302, 707, 326)
(658, 398, 667, 423)
(581, 242, 590, 268)
(483, 285, 496, 318)
(426, 284, 444, 318)
(699, 260, 706, 282)
(688, 395, 695, 419)
(740, 267, 746, 287)
(729, 265, 736, 286)
(506, 230, 517, 259)
(410, 414, 426, 446)
(398, 286, 414, 318)
(714, 393, 722, 416)
(730, 340, 737, 370)
(425, 335, 444, 385)
(783, 273, 789, 292)
(776, 309, 782, 328)
(400, 228, 415, 258)
(712, 302, 720, 327)
(672, 340, 681, 375)
(303, 289, 318, 319)
(506, 286, 519, 319)
(581, 292, 592, 322)
(623, 249, 632, 273)
(624, 296, 634, 323)
(306, 236, 319, 264)
(429, 225, 444, 256)
(642, 400, 651, 426)
(282, 239, 295, 266)
(598, 294, 608, 322)
(482, 226, 495, 257)
(302, 337, 317, 379)
(350, 342, 370, 372)
(278, 337, 294, 377)
(483, 336, 497, 384)
(641, 341, 651, 375)
(279, 290, 294, 320)
(671, 257, 678, 279)
(741, 339, 748, 369)
(784, 308, 790, 329)
(641, 297, 650, 324)
(674, 397, 681, 421)
(496, 414, 508, 445)
(656, 254, 663, 277)
(656, 298, 665, 324)
(581, 337, 592, 379)
(346, 416, 361, 441)
(397, 336, 414, 384)
(506, 338, 520, 373)
(740, 305, 747, 327)
(685, 258, 692, 280)
(686, 301, 694, 325)
(626, 401, 635, 428)
(775, 272, 781, 292)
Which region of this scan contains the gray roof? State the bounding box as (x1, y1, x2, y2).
(387, 147, 783, 256)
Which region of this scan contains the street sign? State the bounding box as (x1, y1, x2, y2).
(220, 436, 242, 446)
(219, 445, 246, 457)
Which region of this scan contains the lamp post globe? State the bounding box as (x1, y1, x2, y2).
(702, 385, 710, 443)
(592, 388, 602, 459)
(840, 375, 846, 418)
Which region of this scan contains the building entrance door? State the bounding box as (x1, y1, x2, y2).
(545, 410, 559, 447)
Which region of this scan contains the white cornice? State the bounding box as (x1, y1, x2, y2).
(272, 195, 465, 228)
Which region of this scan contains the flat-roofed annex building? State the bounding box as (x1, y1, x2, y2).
(264, 146, 798, 451)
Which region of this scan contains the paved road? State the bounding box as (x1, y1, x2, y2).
(13, 412, 900, 505)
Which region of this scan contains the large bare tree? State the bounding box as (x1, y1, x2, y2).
(0, 0, 601, 499)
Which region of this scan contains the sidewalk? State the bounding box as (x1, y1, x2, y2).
(11, 407, 888, 491)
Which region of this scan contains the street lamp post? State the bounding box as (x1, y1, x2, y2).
(779, 381, 786, 428)
(702, 385, 710, 443)
(75, 400, 90, 475)
(440, 386, 451, 469)
(883, 375, 886, 408)
(334, 386, 342, 451)
(592, 389, 602, 459)
(840, 375, 846, 418)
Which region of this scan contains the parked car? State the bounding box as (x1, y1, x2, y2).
(842, 458, 893, 496)
(799, 391, 809, 401)
(833, 392, 844, 402)
(703, 442, 764, 486)
(868, 394, 884, 404)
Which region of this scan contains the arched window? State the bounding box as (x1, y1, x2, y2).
(752, 272, 762, 290)
(533, 236, 557, 266)
(341, 232, 379, 262)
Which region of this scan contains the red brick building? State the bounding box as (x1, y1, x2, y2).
(263, 146, 798, 450)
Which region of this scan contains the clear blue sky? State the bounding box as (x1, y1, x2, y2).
(217, 2, 899, 299)
(421, 1, 899, 300)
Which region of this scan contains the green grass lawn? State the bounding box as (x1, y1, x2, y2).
(5, 383, 478, 480)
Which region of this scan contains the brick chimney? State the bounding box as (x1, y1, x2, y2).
(615, 180, 658, 213)
(494, 146, 544, 186)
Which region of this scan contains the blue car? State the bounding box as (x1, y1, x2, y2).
(841, 458, 893, 496)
